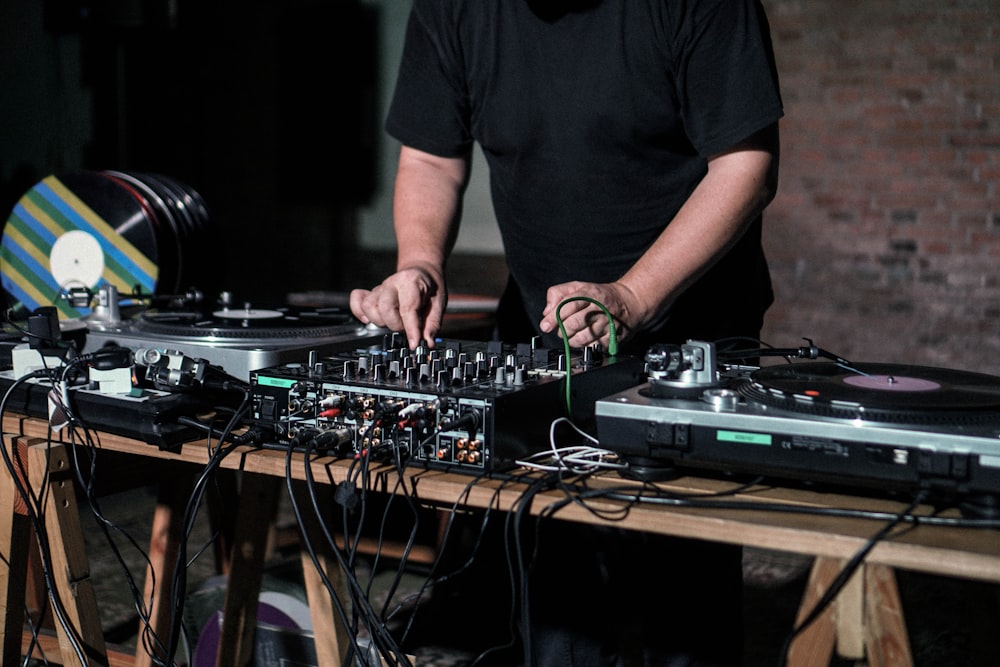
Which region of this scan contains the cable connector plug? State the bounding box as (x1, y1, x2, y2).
(440, 408, 482, 441)
(334, 480, 360, 512)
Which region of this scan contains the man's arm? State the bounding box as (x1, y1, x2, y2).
(350, 145, 470, 348)
(540, 122, 781, 348)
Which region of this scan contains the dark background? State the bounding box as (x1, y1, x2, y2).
(2, 0, 379, 304)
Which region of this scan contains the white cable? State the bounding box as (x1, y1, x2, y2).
(515, 417, 626, 474)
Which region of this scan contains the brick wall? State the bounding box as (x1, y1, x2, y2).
(759, 0, 1000, 373)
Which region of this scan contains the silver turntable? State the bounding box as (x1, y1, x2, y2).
(596, 340, 1000, 515)
(80, 285, 384, 380)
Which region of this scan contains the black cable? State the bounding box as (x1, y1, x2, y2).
(296, 441, 414, 665)
(0, 367, 92, 666)
(161, 393, 252, 667)
(161, 438, 243, 666)
(775, 492, 929, 667)
(283, 442, 367, 666)
(1, 346, 158, 666)
(67, 425, 170, 660)
(490, 470, 979, 667)
(388, 468, 513, 654)
(460, 469, 539, 667)
(285, 406, 433, 665)
(504, 469, 577, 667)
(366, 446, 424, 625)
(596, 488, 1000, 528)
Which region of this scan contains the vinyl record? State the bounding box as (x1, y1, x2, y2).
(133, 304, 358, 341)
(0, 170, 214, 319)
(100, 170, 182, 294)
(0, 172, 161, 319)
(138, 171, 217, 293)
(742, 361, 1000, 424)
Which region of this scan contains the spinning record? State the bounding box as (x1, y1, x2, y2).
(0, 170, 214, 319)
(741, 361, 1000, 424)
(133, 304, 360, 342)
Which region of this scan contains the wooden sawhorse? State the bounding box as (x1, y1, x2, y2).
(788, 557, 913, 666)
(0, 434, 204, 667)
(0, 435, 364, 667)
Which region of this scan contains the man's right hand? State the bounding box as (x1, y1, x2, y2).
(349, 265, 447, 349)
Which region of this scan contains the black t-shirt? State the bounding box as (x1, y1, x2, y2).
(386, 0, 784, 351)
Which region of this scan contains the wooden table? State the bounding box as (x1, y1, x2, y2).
(2, 413, 999, 667)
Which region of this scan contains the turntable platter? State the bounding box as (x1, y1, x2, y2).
(133, 305, 360, 342)
(741, 362, 1000, 424)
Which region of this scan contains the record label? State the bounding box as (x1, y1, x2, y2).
(49, 229, 106, 290)
(842, 374, 941, 392)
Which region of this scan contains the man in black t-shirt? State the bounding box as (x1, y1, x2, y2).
(351, 1, 783, 664)
(352, 0, 782, 357)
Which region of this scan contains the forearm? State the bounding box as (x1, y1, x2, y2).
(392, 146, 469, 278)
(349, 146, 470, 348)
(618, 128, 780, 324)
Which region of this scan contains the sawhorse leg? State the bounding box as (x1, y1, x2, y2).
(0, 434, 33, 665)
(787, 556, 913, 667)
(215, 475, 352, 667)
(135, 464, 197, 667)
(212, 472, 413, 667)
(26, 438, 110, 667)
(290, 481, 351, 667)
(215, 471, 281, 667)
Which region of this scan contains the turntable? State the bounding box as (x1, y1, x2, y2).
(80, 286, 383, 380)
(595, 340, 1000, 516)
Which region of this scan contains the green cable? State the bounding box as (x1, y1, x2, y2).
(554, 296, 619, 415)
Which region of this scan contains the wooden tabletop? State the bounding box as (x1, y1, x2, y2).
(10, 413, 999, 584)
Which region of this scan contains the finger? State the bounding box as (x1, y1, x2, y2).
(388, 283, 433, 348)
(421, 296, 446, 347)
(542, 283, 587, 315)
(349, 289, 371, 323)
(375, 291, 408, 333)
(400, 306, 426, 350)
(540, 296, 589, 333)
(561, 301, 601, 332)
(564, 308, 615, 349)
